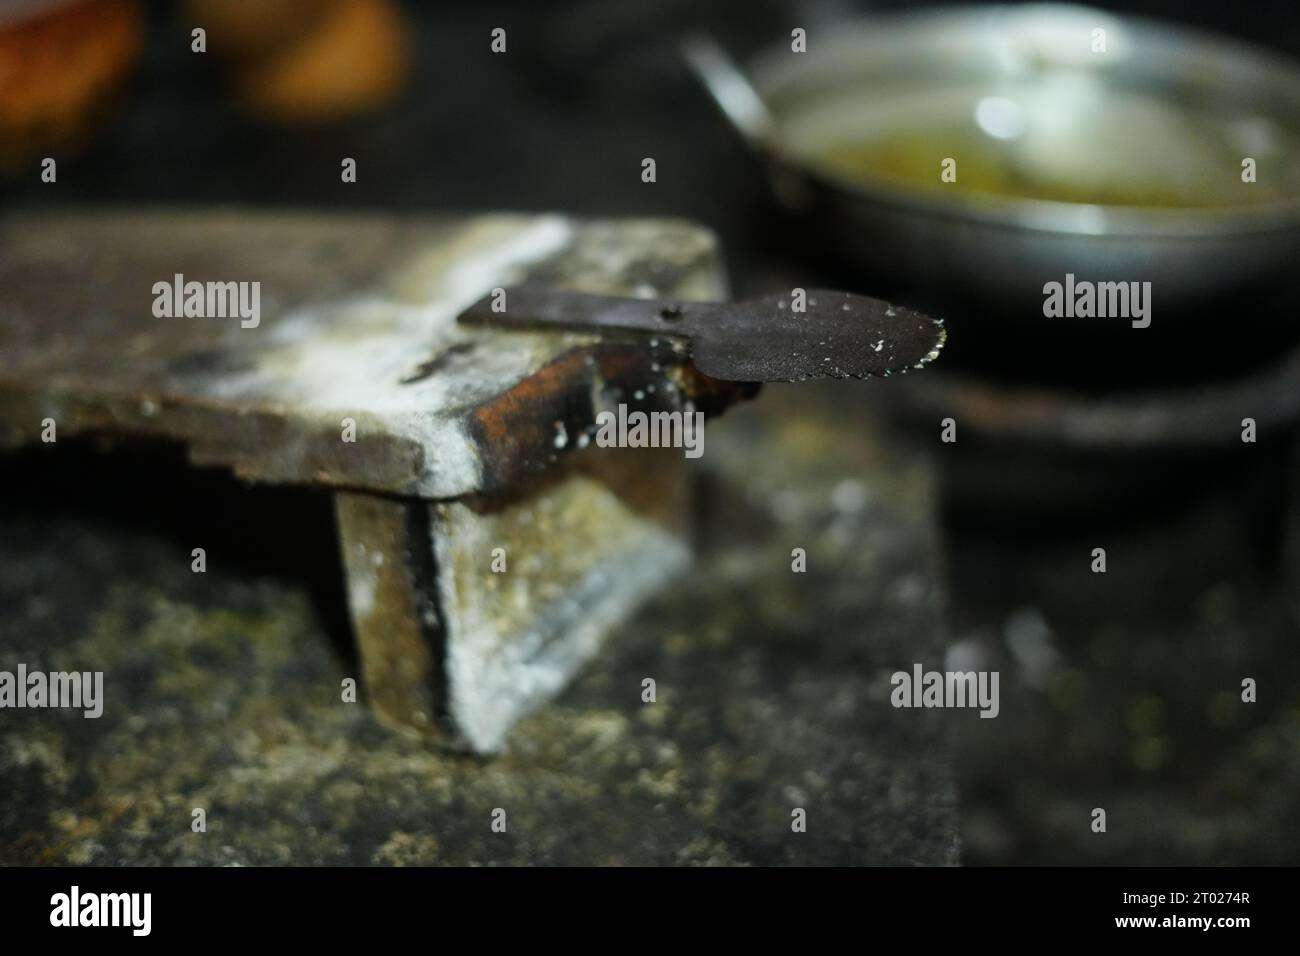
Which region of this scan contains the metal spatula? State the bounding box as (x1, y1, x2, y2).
(458, 285, 945, 383)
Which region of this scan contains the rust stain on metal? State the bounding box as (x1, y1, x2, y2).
(472, 349, 592, 454)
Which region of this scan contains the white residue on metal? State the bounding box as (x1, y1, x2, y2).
(346, 542, 378, 617)
(203, 216, 576, 496)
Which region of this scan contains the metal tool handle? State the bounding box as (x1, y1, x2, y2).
(680, 34, 777, 150)
(458, 286, 713, 338)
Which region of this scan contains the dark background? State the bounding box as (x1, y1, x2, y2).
(4, 0, 1300, 865)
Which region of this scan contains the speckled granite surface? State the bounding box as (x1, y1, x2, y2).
(0, 383, 960, 865)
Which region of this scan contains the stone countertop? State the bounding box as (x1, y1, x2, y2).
(0, 381, 959, 866)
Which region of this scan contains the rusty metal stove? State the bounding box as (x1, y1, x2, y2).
(0, 209, 749, 752)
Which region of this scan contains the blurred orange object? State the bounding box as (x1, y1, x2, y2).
(184, 0, 337, 60)
(0, 0, 143, 172)
(189, 0, 410, 124)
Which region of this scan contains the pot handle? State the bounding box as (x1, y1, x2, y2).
(680, 35, 777, 151)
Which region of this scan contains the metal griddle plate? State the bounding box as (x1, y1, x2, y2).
(0, 210, 749, 496)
